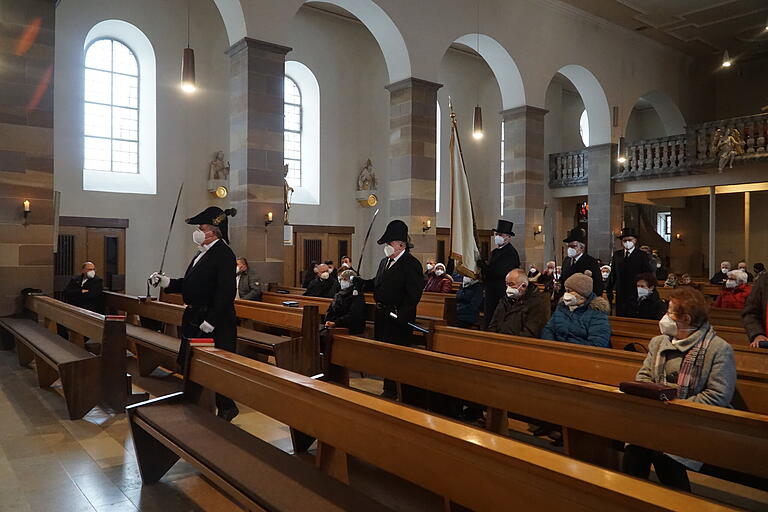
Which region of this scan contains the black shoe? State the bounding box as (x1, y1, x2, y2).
(217, 406, 239, 422)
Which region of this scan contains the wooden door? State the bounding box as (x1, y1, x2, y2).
(295, 232, 324, 287)
(285, 228, 355, 286)
(85, 228, 126, 291)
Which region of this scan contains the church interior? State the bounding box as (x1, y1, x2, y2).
(1, 0, 768, 510)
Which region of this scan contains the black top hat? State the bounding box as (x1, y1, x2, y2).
(186, 206, 237, 243)
(377, 220, 409, 245)
(563, 228, 586, 244)
(616, 227, 638, 240)
(494, 219, 515, 236)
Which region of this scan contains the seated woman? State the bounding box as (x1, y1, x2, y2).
(622, 287, 736, 491)
(714, 270, 752, 310)
(541, 273, 611, 348)
(677, 273, 700, 290)
(664, 273, 677, 288)
(633, 273, 666, 320)
(324, 270, 366, 335)
(424, 263, 453, 293)
(455, 275, 483, 328)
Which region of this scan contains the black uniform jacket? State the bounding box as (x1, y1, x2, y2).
(481, 243, 520, 325)
(166, 240, 237, 351)
(607, 248, 654, 316)
(63, 275, 104, 313)
(325, 286, 366, 335)
(560, 253, 604, 296)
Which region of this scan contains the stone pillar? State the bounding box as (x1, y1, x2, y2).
(0, 0, 56, 315)
(226, 38, 291, 284)
(384, 78, 441, 264)
(586, 143, 623, 263)
(502, 106, 548, 269)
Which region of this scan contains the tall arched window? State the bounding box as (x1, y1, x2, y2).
(284, 61, 320, 205)
(579, 109, 590, 147)
(83, 20, 156, 194)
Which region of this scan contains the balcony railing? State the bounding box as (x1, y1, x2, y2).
(548, 112, 768, 186)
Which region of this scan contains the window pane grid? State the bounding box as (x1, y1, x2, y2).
(83, 38, 139, 175)
(284, 76, 302, 188)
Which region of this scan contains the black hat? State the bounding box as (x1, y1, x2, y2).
(377, 220, 409, 245)
(563, 228, 586, 244)
(186, 206, 237, 243)
(494, 219, 515, 236)
(616, 227, 638, 240)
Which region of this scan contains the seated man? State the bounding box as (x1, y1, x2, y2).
(62, 261, 104, 313)
(424, 263, 453, 293)
(664, 273, 678, 288)
(488, 269, 550, 337)
(709, 260, 731, 285)
(633, 273, 666, 320)
(455, 275, 483, 328)
(324, 270, 366, 335)
(304, 263, 339, 298)
(325, 260, 338, 280)
(339, 255, 355, 272)
(235, 257, 262, 301)
(714, 269, 751, 309)
(541, 273, 610, 348)
(737, 261, 754, 283)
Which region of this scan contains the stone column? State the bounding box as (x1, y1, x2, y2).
(0, 0, 56, 315)
(502, 106, 548, 269)
(384, 78, 441, 264)
(226, 38, 291, 285)
(586, 143, 623, 263)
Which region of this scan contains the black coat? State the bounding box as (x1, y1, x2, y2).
(63, 275, 104, 313)
(633, 290, 667, 320)
(455, 282, 483, 326)
(364, 251, 424, 346)
(560, 253, 604, 296)
(304, 277, 339, 298)
(481, 243, 520, 328)
(607, 248, 655, 317)
(166, 240, 237, 353)
(710, 270, 728, 285)
(325, 287, 366, 335)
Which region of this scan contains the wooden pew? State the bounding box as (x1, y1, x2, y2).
(128, 346, 734, 511)
(328, 334, 768, 479)
(707, 307, 744, 328)
(0, 294, 146, 418)
(429, 325, 768, 415)
(610, 315, 749, 348)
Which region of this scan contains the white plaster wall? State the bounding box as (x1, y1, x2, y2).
(54, 0, 230, 295)
(625, 107, 666, 142)
(544, 79, 586, 155)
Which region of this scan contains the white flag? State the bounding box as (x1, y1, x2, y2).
(449, 113, 480, 278)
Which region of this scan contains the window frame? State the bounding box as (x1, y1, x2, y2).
(284, 61, 320, 205)
(283, 75, 303, 188)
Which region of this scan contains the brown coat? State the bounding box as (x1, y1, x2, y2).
(488, 286, 551, 338)
(742, 274, 767, 342)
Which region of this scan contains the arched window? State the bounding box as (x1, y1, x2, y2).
(435, 100, 441, 213)
(83, 20, 156, 194)
(579, 109, 589, 147)
(285, 61, 319, 205)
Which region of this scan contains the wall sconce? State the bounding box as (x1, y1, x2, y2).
(675, 233, 682, 241)
(265, 211, 273, 227)
(422, 219, 432, 232)
(23, 199, 30, 224)
(533, 225, 542, 237)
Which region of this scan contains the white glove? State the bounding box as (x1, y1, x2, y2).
(149, 272, 170, 288)
(199, 321, 215, 334)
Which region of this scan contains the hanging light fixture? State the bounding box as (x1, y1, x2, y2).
(721, 49, 732, 68)
(472, 2, 484, 140)
(180, 0, 196, 93)
(764, 16, 768, 31)
(616, 136, 627, 164)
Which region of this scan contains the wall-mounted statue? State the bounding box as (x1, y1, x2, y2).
(209, 150, 230, 181)
(357, 159, 377, 191)
(710, 128, 744, 173)
(283, 164, 294, 224)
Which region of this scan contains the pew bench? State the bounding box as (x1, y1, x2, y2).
(128, 347, 734, 511)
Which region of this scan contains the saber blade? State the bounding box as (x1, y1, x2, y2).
(356, 208, 380, 276)
(159, 183, 184, 274)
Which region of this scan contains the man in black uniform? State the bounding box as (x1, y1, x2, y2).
(606, 227, 655, 317)
(149, 206, 239, 421)
(480, 219, 520, 329)
(363, 220, 424, 398)
(559, 228, 603, 296)
(63, 261, 104, 313)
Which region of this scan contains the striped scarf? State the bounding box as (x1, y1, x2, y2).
(655, 325, 715, 400)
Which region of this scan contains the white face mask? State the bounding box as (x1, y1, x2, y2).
(658, 314, 678, 338)
(340, 280, 352, 290)
(462, 276, 473, 287)
(85, 270, 95, 279)
(236, 266, 241, 274)
(562, 292, 580, 306)
(566, 247, 577, 258)
(721, 268, 729, 274)
(383, 244, 395, 258)
(529, 267, 537, 273)
(601, 272, 610, 279)
(426, 263, 434, 271)
(341, 262, 350, 268)
(506, 285, 520, 298)
(637, 286, 651, 298)
(656, 263, 662, 268)
(434, 269, 444, 276)
(738, 266, 747, 272)
(494, 235, 505, 246)
(319, 272, 330, 280)
(623, 240, 635, 250)
(725, 279, 737, 289)
(192, 229, 206, 245)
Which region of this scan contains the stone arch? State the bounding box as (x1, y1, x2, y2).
(557, 64, 610, 146)
(303, 0, 411, 82)
(453, 34, 525, 110)
(211, 0, 247, 46)
(631, 90, 686, 136)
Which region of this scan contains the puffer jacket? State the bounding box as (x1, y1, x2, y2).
(714, 284, 751, 310)
(541, 294, 611, 348)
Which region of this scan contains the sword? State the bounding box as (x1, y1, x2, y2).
(356, 208, 380, 276)
(144, 183, 184, 300)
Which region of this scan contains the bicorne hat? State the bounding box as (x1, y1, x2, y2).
(494, 219, 515, 236)
(616, 227, 639, 240)
(377, 220, 409, 245)
(563, 228, 587, 244)
(186, 206, 237, 243)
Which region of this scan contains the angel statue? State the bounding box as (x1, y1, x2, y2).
(283, 164, 294, 224)
(357, 159, 377, 191)
(710, 128, 745, 173)
(209, 150, 230, 180)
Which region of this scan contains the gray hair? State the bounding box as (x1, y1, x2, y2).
(728, 269, 748, 284)
(210, 225, 223, 239)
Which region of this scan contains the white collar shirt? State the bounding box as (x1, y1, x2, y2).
(193, 238, 219, 267)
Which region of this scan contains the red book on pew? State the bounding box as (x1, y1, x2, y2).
(188, 338, 215, 348)
(619, 381, 677, 402)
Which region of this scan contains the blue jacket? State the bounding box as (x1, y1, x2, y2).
(456, 282, 483, 325)
(541, 294, 611, 348)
